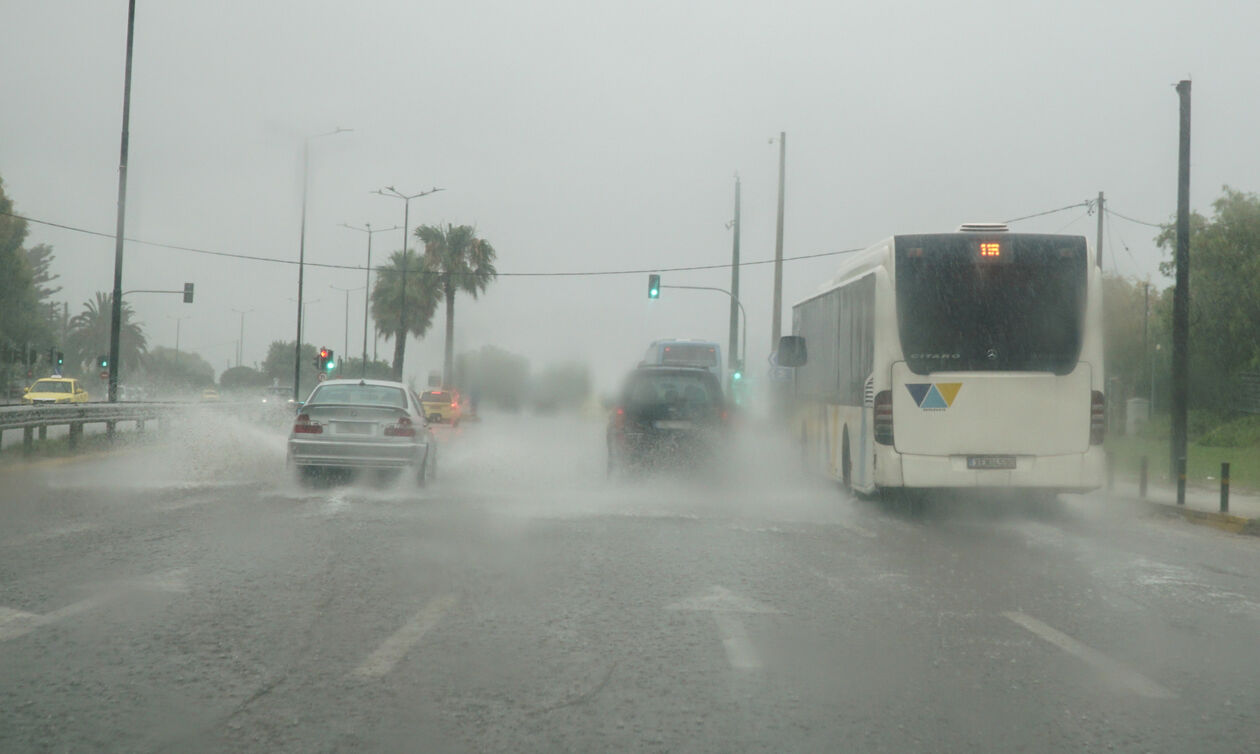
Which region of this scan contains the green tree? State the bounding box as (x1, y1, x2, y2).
(415, 224, 498, 385)
(1156, 186, 1260, 410)
(1103, 275, 1156, 400)
(219, 365, 269, 392)
(370, 249, 441, 381)
(453, 345, 530, 411)
(531, 361, 592, 413)
(139, 345, 215, 392)
(66, 292, 146, 375)
(260, 340, 320, 397)
(0, 176, 55, 388)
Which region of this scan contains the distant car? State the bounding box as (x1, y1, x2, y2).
(287, 378, 437, 486)
(201, 388, 220, 402)
(22, 377, 89, 405)
(606, 366, 729, 475)
(419, 388, 462, 425)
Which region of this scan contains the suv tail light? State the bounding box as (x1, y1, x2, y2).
(874, 390, 894, 446)
(1090, 391, 1105, 445)
(385, 416, 416, 437)
(293, 413, 322, 434)
(613, 407, 626, 431)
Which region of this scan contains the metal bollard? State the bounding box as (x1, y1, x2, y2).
(1176, 457, 1187, 505)
(1220, 462, 1230, 514)
(1139, 456, 1148, 498)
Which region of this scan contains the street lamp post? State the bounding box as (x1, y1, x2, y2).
(342, 222, 400, 376)
(168, 315, 191, 370)
(293, 127, 351, 402)
(374, 186, 444, 380)
(330, 285, 363, 377)
(231, 308, 253, 367)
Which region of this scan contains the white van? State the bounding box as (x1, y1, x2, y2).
(642, 340, 725, 386)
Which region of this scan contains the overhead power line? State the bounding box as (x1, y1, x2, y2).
(1105, 207, 1165, 229)
(2, 208, 862, 278)
(1004, 201, 1092, 224)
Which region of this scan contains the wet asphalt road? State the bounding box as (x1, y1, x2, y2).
(1, 411, 1258, 753)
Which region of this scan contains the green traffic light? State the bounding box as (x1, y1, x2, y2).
(325, 361, 336, 372)
(732, 371, 742, 381)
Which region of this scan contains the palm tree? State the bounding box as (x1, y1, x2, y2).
(66, 292, 147, 374)
(415, 224, 498, 385)
(370, 249, 442, 381)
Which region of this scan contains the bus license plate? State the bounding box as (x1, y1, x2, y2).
(967, 455, 1016, 470)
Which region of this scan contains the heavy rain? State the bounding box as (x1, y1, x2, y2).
(3, 2, 1260, 752)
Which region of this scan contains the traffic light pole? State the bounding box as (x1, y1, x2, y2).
(107, 0, 137, 404)
(658, 284, 747, 372)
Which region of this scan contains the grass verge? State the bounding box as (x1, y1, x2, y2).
(1105, 434, 1260, 493)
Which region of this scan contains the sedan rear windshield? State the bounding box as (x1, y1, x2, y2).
(421, 391, 450, 402)
(32, 381, 71, 393)
(308, 384, 407, 408)
(895, 234, 1088, 374)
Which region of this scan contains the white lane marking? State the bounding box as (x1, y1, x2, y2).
(712, 613, 761, 670)
(665, 586, 781, 614)
(2, 521, 101, 547)
(0, 569, 190, 642)
(1003, 611, 1177, 700)
(352, 594, 457, 679)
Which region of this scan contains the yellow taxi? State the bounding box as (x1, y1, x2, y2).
(419, 388, 462, 425)
(23, 377, 89, 405)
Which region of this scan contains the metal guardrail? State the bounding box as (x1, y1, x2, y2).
(0, 401, 174, 453)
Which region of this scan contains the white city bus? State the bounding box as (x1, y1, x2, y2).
(782, 224, 1105, 496)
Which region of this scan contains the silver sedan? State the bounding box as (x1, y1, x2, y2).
(287, 379, 437, 486)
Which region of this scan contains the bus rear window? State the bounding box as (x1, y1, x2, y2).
(895, 234, 1088, 375)
(660, 344, 717, 368)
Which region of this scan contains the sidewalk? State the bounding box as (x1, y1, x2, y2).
(1101, 476, 1260, 536)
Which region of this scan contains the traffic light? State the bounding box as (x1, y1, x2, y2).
(98, 355, 109, 368)
(183, 282, 195, 303)
(648, 274, 660, 299)
(324, 350, 336, 372)
(56, 350, 64, 366)
(315, 347, 330, 371)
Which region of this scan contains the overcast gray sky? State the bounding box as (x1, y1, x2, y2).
(3, 0, 1258, 389)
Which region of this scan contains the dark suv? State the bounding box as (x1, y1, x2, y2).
(606, 366, 728, 475)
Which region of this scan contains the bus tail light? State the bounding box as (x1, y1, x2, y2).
(1090, 391, 1105, 445)
(874, 390, 894, 446)
(293, 414, 322, 434)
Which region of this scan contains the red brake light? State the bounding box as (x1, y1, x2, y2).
(1090, 391, 1105, 445)
(385, 416, 416, 437)
(873, 390, 894, 446)
(293, 413, 322, 434)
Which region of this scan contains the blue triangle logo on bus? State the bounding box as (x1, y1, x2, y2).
(906, 383, 932, 406)
(906, 383, 962, 409)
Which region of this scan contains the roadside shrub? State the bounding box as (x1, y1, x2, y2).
(1198, 414, 1260, 447)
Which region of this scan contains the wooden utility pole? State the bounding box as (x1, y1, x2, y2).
(1095, 191, 1105, 268)
(1172, 80, 1192, 502)
(771, 132, 786, 348)
(728, 175, 741, 370)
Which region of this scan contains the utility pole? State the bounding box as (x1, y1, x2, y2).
(330, 285, 361, 377)
(292, 127, 352, 402)
(728, 174, 741, 370)
(107, 0, 137, 404)
(1143, 281, 1150, 403)
(1171, 80, 1192, 502)
(231, 308, 253, 367)
(1095, 191, 1105, 269)
(375, 186, 444, 381)
(342, 222, 400, 377)
(771, 132, 787, 348)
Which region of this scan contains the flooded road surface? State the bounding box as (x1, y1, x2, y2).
(2, 411, 1258, 752)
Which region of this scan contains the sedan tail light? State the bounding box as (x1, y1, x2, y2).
(1090, 391, 1105, 445)
(293, 413, 323, 434)
(612, 407, 626, 431)
(873, 390, 894, 446)
(385, 416, 416, 437)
